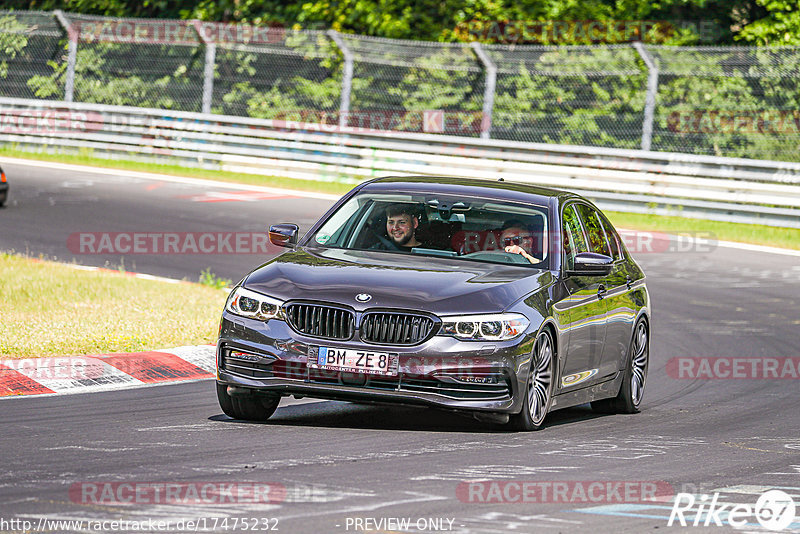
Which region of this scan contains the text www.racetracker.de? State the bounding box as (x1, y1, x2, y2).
(0, 517, 280, 532)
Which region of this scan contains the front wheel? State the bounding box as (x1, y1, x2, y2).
(592, 319, 649, 414)
(509, 329, 554, 431)
(217, 383, 280, 422)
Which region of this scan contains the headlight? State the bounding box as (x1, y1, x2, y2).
(439, 313, 530, 341)
(225, 287, 284, 321)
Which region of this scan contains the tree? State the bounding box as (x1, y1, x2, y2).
(0, 14, 28, 81)
(738, 0, 800, 45)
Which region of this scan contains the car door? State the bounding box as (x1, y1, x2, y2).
(596, 212, 640, 377)
(557, 203, 608, 390)
(574, 203, 635, 381)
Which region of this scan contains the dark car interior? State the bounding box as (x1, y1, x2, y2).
(328, 197, 548, 267)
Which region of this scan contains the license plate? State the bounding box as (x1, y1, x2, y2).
(308, 347, 399, 376)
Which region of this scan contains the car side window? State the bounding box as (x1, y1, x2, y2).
(562, 204, 588, 271)
(575, 203, 611, 256)
(598, 214, 621, 260)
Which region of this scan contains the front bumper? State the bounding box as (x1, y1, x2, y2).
(217, 313, 536, 414)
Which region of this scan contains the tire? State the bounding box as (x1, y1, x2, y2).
(509, 329, 555, 431)
(591, 318, 649, 414)
(216, 383, 280, 422)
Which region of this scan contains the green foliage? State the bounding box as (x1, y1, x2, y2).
(492, 47, 646, 148)
(26, 41, 202, 109)
(386, 49, 483, 111)
(1, 0, 200, 19)
(0, 0, 790, 46)
(0, 15, 28, 79)
(222, 82, 298, 119)
(198, 268, 232, 290)
(652, 47, 800, 159)
(738, 0, 800, 45)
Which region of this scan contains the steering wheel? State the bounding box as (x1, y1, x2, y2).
(364, 223, 398, 250)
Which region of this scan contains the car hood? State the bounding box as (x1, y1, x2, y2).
(243, 247, 552, 315)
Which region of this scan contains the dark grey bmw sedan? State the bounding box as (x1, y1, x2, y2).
(216, 176, 650, 430)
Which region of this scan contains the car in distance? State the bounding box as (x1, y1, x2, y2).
(0, 165, 7, 207)
(216, 176, 650, 430)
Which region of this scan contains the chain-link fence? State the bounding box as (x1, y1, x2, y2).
(341, 35, 486, 136)
(485, 44, 647, 148)
(213, 29, 339, 119)
(648, 46, 800, 161)
(1, 11, 799, 162)
(66, 14, 206, 111)
(0, 11, 66, 101)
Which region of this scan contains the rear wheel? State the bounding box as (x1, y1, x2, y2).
(592, 319, 649, 414)
(509, 329, 554, 431)
(216, 383, 280, 422)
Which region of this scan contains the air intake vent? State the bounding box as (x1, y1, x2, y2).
(285, 303, 354, 340)
(360, 312, 435, 345)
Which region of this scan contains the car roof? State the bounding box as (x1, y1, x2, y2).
(359, 175, 581, 206)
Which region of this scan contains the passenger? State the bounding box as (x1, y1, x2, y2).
(500, 220, 542, 263)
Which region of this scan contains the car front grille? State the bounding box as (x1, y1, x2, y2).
(285, 303, 354, 340)
(359, 312, 435, 345)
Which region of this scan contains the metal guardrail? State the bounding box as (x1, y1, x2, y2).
(4, 11, 800, 161)
(1, 96, 799, 228)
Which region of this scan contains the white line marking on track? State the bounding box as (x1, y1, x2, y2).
(0, 156, 340, 200)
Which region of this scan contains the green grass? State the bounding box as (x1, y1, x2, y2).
(0, 253, 227, 359)
(606, 211, 800, 251)
(2, 145, 798, 250)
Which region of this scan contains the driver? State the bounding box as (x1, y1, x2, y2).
(500, 220, 542, 263)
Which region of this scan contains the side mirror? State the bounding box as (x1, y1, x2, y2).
(268, 223, 299, 248)
(567, 252, 613, 277)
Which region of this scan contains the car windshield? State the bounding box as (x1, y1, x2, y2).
(308, 191, 550, 268)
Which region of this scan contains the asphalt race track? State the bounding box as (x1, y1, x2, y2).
(1, 159, 799, 533)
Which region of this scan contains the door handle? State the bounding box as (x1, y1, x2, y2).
(626, 276, 633, 289)
(597, 285, 607, 299)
